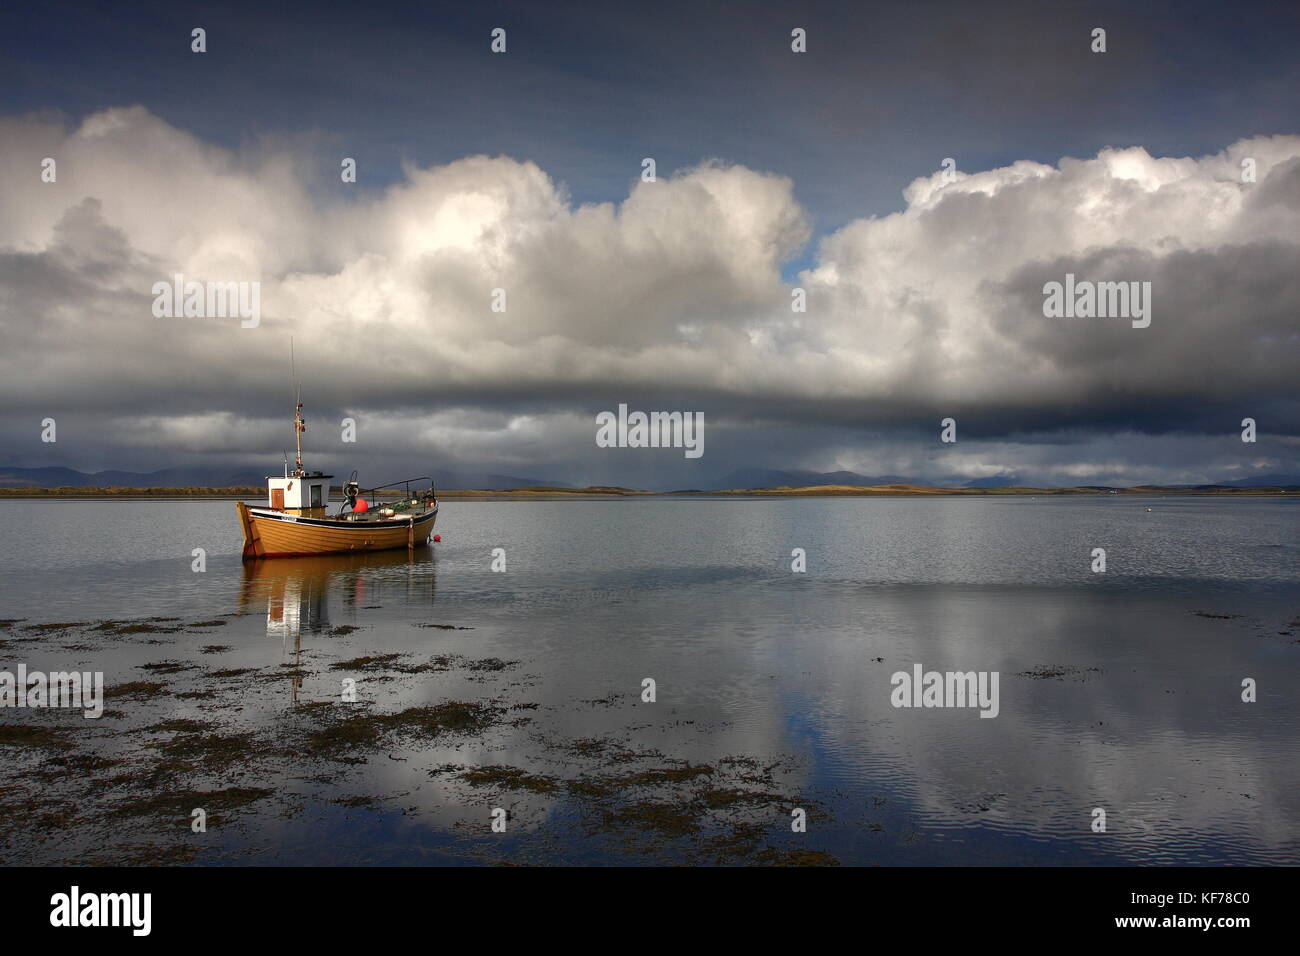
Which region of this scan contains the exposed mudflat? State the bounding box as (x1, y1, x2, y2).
(0, 616, 835, 866)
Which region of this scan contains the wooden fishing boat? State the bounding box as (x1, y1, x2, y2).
(237, 396, 438, 559)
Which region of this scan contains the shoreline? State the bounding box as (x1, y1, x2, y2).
(0, 485, 1296, 501)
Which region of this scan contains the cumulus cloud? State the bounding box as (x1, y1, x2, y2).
(798, 139, 1300, 424)
(1, 106, 1296, 484)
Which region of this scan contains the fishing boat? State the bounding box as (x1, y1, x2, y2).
(236, 398, 438, 559)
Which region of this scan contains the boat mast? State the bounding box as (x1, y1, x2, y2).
(293, 401, 305, 477)
(290, 339, 305, 477)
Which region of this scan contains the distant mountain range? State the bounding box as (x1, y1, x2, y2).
(2, 463, 1297, 492)
(0, 465, 570, 491)
(700, 468, 1300, 491)
(1177, 474, 1300, 488)
(703, 468, 917, 490)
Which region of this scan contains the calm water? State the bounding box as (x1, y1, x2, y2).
(1, 495, 1297, 865)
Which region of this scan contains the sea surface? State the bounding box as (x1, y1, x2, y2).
(1, 495, 1297, 865)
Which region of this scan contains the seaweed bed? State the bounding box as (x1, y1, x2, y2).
(0, 616, 837, 866)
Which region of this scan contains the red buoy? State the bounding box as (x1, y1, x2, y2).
(354, 497, 369, 514)
(433, 534, 441, 542)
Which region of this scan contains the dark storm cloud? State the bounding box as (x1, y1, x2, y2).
(0, 2, 1297, 486)
(3, 1, 1296, 230)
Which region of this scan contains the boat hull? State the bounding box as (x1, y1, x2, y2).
(238, 501, 438, 559)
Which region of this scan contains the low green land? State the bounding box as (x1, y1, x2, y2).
(0, 485, 264, 497)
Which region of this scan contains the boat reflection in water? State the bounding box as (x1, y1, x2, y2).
(238, 549, 437, 701)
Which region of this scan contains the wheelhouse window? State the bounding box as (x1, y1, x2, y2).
(310, 484, 322, 508)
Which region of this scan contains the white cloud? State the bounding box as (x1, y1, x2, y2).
(1, 106, 1297, 482)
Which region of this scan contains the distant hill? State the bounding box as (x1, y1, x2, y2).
(1215, 474, 1300, 488)
(0, 465, 270, 488)
(3, 463, 1296, 493)
(428, 470, 571, 491)
(706, 468, 917, 490)
(1131, 474, 1300, 490)
(962, 475, 1023, 488)
(707, 468, 1300, 492)
(0, 464, 569, 491)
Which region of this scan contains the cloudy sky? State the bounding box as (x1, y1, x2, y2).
(2, 0, 1297, 488)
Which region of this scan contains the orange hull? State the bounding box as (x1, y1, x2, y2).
(238, 501, 438, 559)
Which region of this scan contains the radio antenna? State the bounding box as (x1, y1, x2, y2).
(290, 337, 300, 404)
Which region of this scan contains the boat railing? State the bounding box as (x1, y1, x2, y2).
(359, 476, 437, 501)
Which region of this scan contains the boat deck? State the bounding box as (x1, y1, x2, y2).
(247, 504, 438, 526)
(328, 508, 435, 524)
